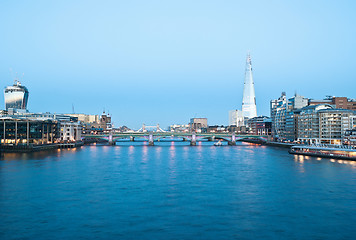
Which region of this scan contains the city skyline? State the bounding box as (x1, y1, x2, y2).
(1, 0, 355, 129)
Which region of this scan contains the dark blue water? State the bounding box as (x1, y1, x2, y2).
(1, 142, 356, 239)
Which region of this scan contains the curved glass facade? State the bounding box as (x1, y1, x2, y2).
(4, 81, 29, 110)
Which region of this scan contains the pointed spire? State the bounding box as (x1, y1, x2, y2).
(242, 52, 257, 119)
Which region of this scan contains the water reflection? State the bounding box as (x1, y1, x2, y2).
(142, 146, 148, 163)
(292, 153, 356, 168)
(2, 148, 81, 161)
(1, 144, 355, 240)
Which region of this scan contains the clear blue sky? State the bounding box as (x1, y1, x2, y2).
(1, 0, 355, 129)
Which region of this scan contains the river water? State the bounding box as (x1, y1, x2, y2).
(1, 142, 355, 239)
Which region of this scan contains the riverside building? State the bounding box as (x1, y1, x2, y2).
(297, 105, 355, 144)
(271, 92, 356, 143)
(309, 96, 356, 110)
(0, 117, 59, 150)
(0, 80, 84, 151)
(246, 116, 272, 135)
(271, 93, 313, 141)
(60, 122, 82, 142)
(270, 92, 288, 140)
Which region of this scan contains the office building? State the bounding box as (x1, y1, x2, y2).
(297, 105, 355, 144)
(67, 113, 100, 124)
(0, 117, 59, 146)
(270, 92, 288, 140)
(60, 122, 82, 142)
(190, 118, 208, 132)
(4, 79, 29, 111)
(228, 110, 244, 127)
(309, 96, 356, 110)
(246, 116, 272, 135)
(271, 93, 309, 141)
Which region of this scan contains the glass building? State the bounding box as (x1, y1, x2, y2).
(4, 80, 29, 110)
(0, 118, 59, 146)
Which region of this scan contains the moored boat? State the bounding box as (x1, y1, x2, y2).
(289, 144, 356, 160)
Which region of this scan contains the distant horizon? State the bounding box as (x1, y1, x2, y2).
(1, 0, 355, 129)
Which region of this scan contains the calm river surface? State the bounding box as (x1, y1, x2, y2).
(1, 142, 356, 239)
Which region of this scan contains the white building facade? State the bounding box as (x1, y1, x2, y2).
(60, 122, 82, 142)
(229, 110, 244, 127)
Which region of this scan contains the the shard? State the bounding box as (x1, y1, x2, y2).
(242, 53, 257, 119)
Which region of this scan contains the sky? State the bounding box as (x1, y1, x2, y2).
(0, 0, 355, 129)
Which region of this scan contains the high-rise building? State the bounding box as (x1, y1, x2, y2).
(228, 110, 244, 127)
(270, 92, 288, 140)
(271, 93, 309, 141)
(4, 79, 29, 111)
(242, 53, 257, 119)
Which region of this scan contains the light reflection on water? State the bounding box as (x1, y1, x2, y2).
(0, 143, 355, 239)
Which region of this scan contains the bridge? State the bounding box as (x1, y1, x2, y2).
(82, 132, 267, 146)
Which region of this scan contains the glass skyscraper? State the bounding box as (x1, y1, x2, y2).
(4, 80, 29, 110)
(242, 53, 257, 119)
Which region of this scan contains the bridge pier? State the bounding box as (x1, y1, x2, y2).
(228, 133, 236, 146)
(148, 134, 154, 146)
(190, 134, 196, 146)
(108, 131, 115, 145)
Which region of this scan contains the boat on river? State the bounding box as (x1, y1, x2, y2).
(289, 144, 356, 160)
(214, 140, 223, 146)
